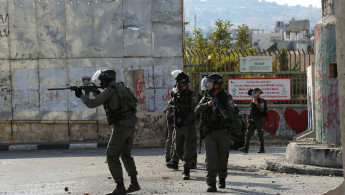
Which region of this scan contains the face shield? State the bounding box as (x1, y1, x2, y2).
(171, 70, 183, 79)
(200, 77, 214, 91)
(92, 70, 102, 86)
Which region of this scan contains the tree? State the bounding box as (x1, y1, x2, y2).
(193, 28, 208, 51)
(209, 19, 233, 52)
(185, 35, 193, 50)
(235, 24, 252, 50)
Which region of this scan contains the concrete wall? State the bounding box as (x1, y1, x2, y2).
(313, 0, 340, 145)
(0, 0, 183, 145)
(239, 104, 308, 138)
(322, 0, 345, 193)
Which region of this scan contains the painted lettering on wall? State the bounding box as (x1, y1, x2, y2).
(135, 75, 145, 106)
(314, 25, 339, 143)
(162, 89, 171, 101)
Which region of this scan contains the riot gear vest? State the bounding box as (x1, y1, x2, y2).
(176, 89, 192, 120)
(248, 98, 267, 119)
(104, 82, 138, 125)
(204, 90, 232, 129)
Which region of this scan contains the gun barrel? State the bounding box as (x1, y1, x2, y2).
(47, 88, 71, 90)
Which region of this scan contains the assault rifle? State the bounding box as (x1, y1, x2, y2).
(198, 113, 205, 153)
(48, 77, 101, 93)
(170, 86, 180, 157)
(205, 92, 229, 120)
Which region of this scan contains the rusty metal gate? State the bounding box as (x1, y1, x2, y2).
(184, 48, 315, 105)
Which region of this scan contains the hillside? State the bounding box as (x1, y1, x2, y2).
(184, 0, 321, 33)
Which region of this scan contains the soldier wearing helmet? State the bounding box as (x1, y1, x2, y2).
(239, 88, 267, 154)
(165, 70, 199, 180)
(75, 69, 140, 195)
(195, 73, 238, 192)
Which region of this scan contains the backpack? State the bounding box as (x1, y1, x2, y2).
(116, 83, 138, 118)
(230, 114, 247, 137)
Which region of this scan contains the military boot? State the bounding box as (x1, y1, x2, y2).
(106, 182, 127, 195)
(182, 168, 190, 180)
(238, 146, 248, 153)
(166, 160, 178, 170)
(127, 175, 141, 193)
(207, 184, 217, 192)
(218, 179, 225, 188)
(257, 146, 265, 153)
(165, 158, 171, 163)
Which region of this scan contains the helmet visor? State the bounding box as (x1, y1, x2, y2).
(92, 70, 102, 85)
(200, 77, 214, 90)
(171, 70, 183, 79)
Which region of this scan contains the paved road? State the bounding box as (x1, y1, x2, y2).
(0, 144, 342, 195)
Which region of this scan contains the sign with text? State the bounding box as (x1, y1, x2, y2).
(228, 78, 292, 101)
(240, 56, 272, 72)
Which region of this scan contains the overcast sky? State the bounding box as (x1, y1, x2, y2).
(260, 0, 322, 8)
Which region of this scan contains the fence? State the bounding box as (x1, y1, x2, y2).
(184, 48, 315, 105)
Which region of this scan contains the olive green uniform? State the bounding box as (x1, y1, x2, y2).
(195, 89, 237, 185)
(244, 98, 266, 149)
(170, 89, 199, 169)
(81, 81, 138, 183)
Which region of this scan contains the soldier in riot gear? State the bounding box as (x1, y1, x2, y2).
(195, 73, 238, 192)
(239, 88, 267, 154)
(75, 69, 140, 195)
(165, 70, 199, 180)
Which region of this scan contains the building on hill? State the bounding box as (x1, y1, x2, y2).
(251, 19, 313, 51)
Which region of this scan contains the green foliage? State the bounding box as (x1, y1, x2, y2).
(185, 36, 193, 50)
(193, 28, 208, 51)
(209, 19, 233, 52)
(235, 24, 252, 50)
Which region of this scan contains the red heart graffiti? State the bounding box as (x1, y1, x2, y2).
(284, 109, 308, 134)
(264, 110, 280, 136)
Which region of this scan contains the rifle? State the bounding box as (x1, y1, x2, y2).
(205, 92, 229, 120)
(170, 86, 180, 158)
(48, 77, 101, 93)
(198, 113, 205, 153)
(48, 85, 101, 92)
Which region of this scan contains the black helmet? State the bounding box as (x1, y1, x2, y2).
(208, 73, 222, 85)
(98, 69, 116, 81)
(248, 88, 263, 96)
(175, 72, 190, 84)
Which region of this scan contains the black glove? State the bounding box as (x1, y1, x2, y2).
(75, 88, 83, 98)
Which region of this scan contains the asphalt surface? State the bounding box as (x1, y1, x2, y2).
(0, 144, 343, 195)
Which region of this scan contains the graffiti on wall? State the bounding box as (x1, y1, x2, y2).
(0, 14, 9, 38)
(284, 109, 308, 134)
(314, 25, 339, 143)
(135, 74, 146, 106)
(263, 110, 280, 136)
(240, 108, 308, 136)
(134, 112, 166, 147)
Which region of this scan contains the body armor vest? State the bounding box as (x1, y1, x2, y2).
(204, 91, 232, 129)
(104, 82, 138, 125)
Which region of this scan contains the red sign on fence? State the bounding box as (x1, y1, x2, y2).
(227, 78, 292, 101)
